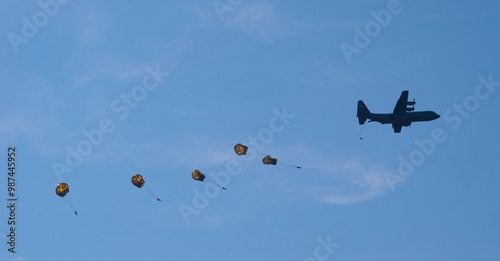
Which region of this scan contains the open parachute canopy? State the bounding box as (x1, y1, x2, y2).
(233, 142, 301, 169)
(131, 174, 161, 201)
(191, 169, 226, 189)
(56, 183, 78, 215)
(262, 155, 278, 165)
(192, 169, 205, 182)
(131, 174, 145, 188)
(234, 143, 248, 155)
(55, 183, 70, 197)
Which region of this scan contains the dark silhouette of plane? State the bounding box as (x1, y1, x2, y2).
(357, 90, 440, 133)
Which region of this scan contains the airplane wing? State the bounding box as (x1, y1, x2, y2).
(392, 124, 403, 133)
(393, 90, 409, 115)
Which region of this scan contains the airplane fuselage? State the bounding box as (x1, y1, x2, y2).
(368, 111, 440, 126)
(357, 91, 440, 133)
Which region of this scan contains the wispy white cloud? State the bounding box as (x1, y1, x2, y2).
(283, 144, 391, 205)
(73, 4, 111, 48)
(79, 134, 233, 172)
(192, 214, 226, 229)
(65, 4, 147, 89)
(225, 2, 294, 42)
(188, 2, 358, 43)
(188, 2, 294, 42)
(311, 160, 388, 205)
(292, 18, 363, 32)
(66, 55, 149, 89)
(408, 14, 456, 21)
(63, 3, 142, 88)
(0, 114, 35, 136)
(0, 75, 70, 156)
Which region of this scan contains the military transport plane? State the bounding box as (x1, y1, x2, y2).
(357, 90, 440, 133)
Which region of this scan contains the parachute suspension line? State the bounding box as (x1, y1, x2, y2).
(279, 160, 302, 169)
(215, 183, 227, 190)
(146, 187, 161, 202)
(241, 144, 301, 169)
(65, 198, 78, 216)
(283, 163, 302, 169)
(359, 121, 371, 140)
(254, 150, 267, 157)
(206, 173, 227, 190)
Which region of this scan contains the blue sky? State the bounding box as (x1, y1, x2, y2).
(1, 0, 499, 260)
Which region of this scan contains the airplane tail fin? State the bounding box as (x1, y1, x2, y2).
(357, 100, 371, 125)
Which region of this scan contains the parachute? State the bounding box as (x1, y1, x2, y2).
(55, 183, 70, 197)
(234, 143, 248, 155)
(192, 169, 226, 189)
(192, 169, 206, 182)
(55, 183, 78, 215)
(131, 174, 145, 188)
(262, 155, 278, 165)
(234, 143, 301, 169)
(131, 174, 161, 201)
